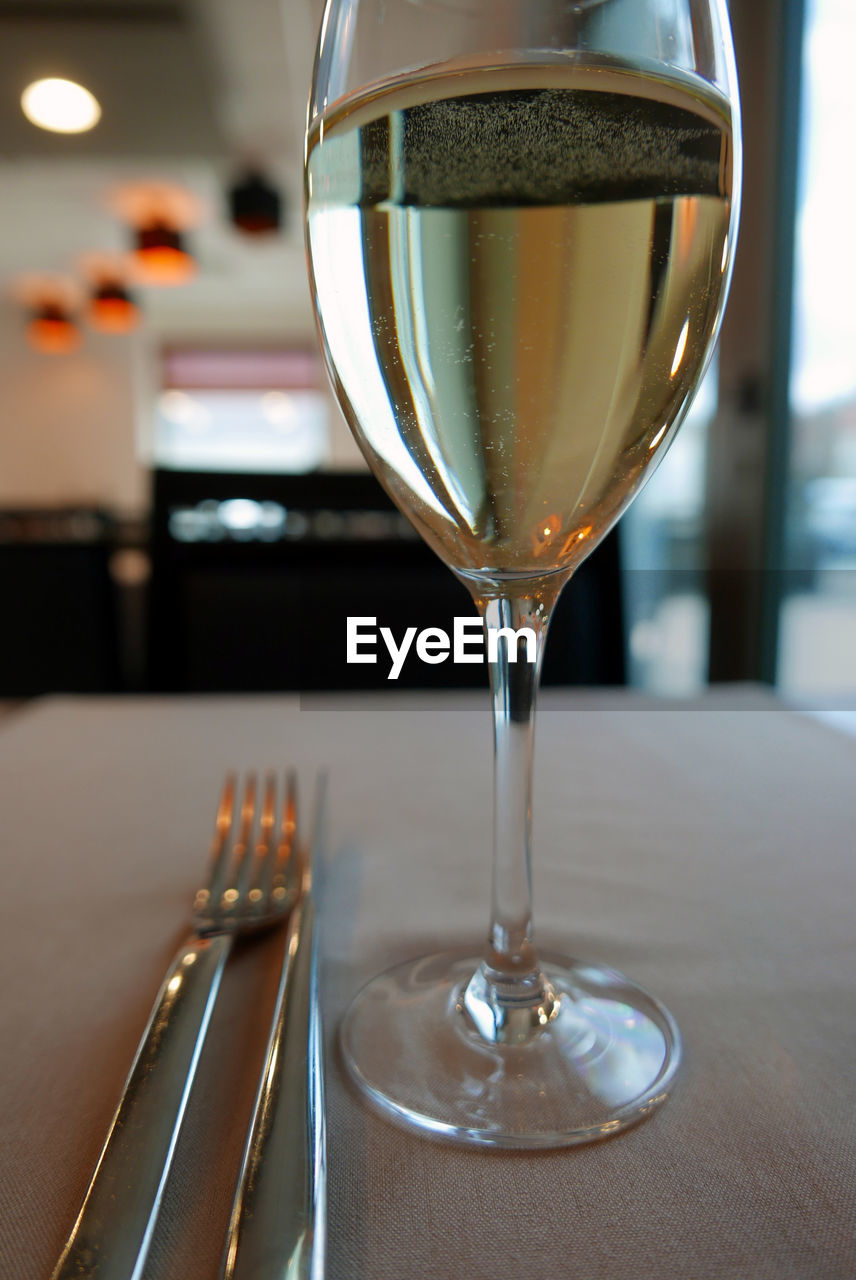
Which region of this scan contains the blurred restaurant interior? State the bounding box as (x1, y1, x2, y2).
(0, 0, 853, 701)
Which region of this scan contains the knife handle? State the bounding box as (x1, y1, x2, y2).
(221, 894, 326, 1280)
(52, 932, 232, 1280)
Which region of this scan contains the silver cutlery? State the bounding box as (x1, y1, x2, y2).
(51, 772, 300, 1280)
(220, 777, 327, 1280)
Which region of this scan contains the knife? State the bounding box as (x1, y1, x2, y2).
(220, 779, 327, 1280)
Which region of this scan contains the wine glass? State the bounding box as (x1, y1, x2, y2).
(305, 0, 740, 1147)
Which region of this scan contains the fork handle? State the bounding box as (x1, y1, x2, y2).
(51, 932, 232, 1280)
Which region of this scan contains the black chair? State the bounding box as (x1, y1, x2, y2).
(0, 509, 121, 697)
(147, 470, 624, 692)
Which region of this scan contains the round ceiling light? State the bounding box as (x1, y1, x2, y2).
(21, 78, 101, 134)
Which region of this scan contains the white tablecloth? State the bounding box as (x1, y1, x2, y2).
(1, 690, 854, 1279)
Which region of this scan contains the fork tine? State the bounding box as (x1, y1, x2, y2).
(194, 773, 237, 915)
(248, 772, 278, 909)
(194, 771, 296, 935)
(222, 774, 258, 910)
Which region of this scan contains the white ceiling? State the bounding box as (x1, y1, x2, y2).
(0, 0, 326, 341)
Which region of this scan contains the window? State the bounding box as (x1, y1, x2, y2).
(778, 0, 856, 696)
(153, 349, 331, 474)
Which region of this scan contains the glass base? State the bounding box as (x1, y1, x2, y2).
(340, 949, 681, 1148)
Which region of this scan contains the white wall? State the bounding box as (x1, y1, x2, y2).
(0, 301, 149, 515)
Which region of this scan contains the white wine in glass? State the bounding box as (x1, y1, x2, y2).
(306, 0, 740, 1147)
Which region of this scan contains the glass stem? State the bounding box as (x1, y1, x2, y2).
(462, 584, 561, 1045)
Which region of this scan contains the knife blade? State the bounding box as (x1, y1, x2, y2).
(220, 780, 327, 1280)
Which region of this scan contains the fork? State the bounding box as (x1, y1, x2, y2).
(51, 772, 299, 1280)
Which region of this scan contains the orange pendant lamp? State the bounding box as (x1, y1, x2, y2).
(89, 279, 141, 333)
(16, 278, 83, 355)
(111, 182, 202, 289)
(26, 300, 81, 354)
(133, 221, 195, 286)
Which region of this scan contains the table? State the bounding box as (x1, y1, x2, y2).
(1, 690, 854, 1279)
